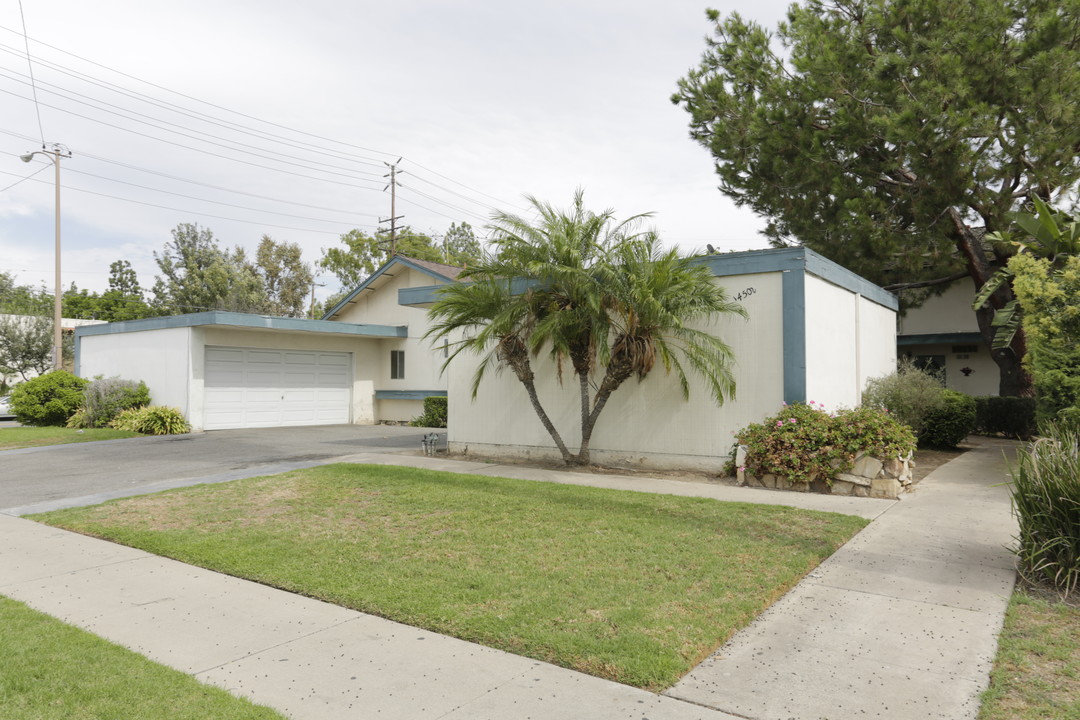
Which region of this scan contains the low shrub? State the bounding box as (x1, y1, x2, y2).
(410, 396, 448, 428)
(68, 377, 151, 429)
(862, 358, 945, 437)
(1009, 425, 1080, 598)
(110, 406, 190, 435)
(919, 389, 977, 448)
(974, 396, 1038, 439)
(8, 370, 88, 426)
(737, 402, 916, 485)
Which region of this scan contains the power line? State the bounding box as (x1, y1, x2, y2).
(0, 163, 47, 192)
(0, 169, 372, 235)
(0, 26, 399, 163)
(14, 0, 43, 145)
(0, 83, 387, 184)
(0, 29, 519, 218)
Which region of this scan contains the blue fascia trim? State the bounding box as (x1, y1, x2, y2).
(399, 285, 442, 307)
(897, 332, 984, 347)
(802, 252, 899, 310)
(782, 270, 807, 405)
(375, 390, 448, 400)
(694, 247, 897, 311)
(323, 256, 455, 320)
(73, 311, 406, 339)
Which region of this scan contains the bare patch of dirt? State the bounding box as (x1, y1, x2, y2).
(909, 445, 971, 484)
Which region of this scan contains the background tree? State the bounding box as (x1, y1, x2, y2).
(427, 192, 745, 466)
(318, 227, 443, 293)
(254, 235, 314, 317)
(152, 223, 268, 314)
(99, 260, 155, 321)
(672, 0, 1080, 396)
(0, 312, 52, 382)
(442, 221, 483, 266)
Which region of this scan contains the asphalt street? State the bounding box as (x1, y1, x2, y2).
(0, 424, 436, 515)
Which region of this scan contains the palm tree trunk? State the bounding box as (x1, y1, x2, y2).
(576, 358, 636, 466)
(511, 367, 575, 464)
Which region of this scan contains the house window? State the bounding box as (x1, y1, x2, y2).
(390, 350, 405, 379)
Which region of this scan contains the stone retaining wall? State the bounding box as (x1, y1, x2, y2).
(736, 451, 914, 499)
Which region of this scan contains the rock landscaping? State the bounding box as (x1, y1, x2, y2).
(737, 451, 914, 499)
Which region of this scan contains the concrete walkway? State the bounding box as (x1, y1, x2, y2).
(0, 438, 1017, 719)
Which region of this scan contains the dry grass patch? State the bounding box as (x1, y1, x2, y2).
(34, 463, 867, 690)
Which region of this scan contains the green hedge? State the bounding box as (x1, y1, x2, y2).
(974, 396, 1037, 439)
(8, 371, 88, 426)
(919, 389, 977, 448)
(410, 396, 447, 428)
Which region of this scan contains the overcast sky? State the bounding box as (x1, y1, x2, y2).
(0, 0, 793, 301)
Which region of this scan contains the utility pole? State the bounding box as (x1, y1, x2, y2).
(379, 158, 405, 256)
(20, 143, 71, 371)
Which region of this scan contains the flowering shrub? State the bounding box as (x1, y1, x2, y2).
(737, 402, 916, 485)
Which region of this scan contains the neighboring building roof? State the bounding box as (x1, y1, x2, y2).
(405, 257, 466, 281)
(73, 311, 406, 339)
(322, 255, 464, 320)
(397, 246, 900, 311)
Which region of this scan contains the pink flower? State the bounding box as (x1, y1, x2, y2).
(789, 418, 797, 423)
(776, 421, 783, 427)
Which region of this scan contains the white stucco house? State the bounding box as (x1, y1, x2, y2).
(75, 256, 461, 430)
(76, 248, 900, 472)
(400, 247, 899, 471)
(896, 279, 999, 396)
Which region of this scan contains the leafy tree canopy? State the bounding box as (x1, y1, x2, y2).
(673, 0, 1080, 394)
(318, 228, 443, 292)
(151, 223, 268, 314)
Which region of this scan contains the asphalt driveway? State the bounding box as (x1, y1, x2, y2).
(0, 424, 438, 516)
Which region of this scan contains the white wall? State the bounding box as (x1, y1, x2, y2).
(897, 342, 999, 396)
(78, 327, 193, 413)
(899, 280, 980, 335)
(447, 272, 786, 470)
(804, 276, 860, 408)
(335, 266, 449, 422)
(858, 296, 899, 400)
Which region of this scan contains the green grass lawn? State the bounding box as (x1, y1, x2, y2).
(33, 463, 868, 690)
(979, 587, 1080, 720)
(0, 426, 141, 451)
(0, 595, 285, 720)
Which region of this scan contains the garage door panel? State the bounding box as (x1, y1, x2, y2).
(247, 350, 284, 364)
(204, 346, 351, 430)
(206, 347, 245, 363)
(284, 352, 317, 365)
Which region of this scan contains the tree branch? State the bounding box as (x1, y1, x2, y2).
(881, 270, 969, 291)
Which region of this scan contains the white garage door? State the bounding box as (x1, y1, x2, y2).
(204, 347, 351, 430)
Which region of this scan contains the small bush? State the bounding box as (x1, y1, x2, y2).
(975, 396, 1038, 439)
(410, 396, 448, 428)
(69, 377, 151, 429)
(8, 370, 88, 426)
(737, 402, 916, 485)
(1009, 425, 1080, 598)
(862, 358, 945, 437)
(919, 389, 977, 448)
(110, 406, 190, 435)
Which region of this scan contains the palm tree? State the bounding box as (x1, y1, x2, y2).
(426, 191, 746, 466)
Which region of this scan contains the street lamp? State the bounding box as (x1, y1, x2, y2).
(20, 144, 71, 371)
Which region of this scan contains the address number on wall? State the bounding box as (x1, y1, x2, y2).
(734, 287, 756, 302)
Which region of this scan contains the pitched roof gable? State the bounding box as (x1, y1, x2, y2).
(322, 255, 464, 320)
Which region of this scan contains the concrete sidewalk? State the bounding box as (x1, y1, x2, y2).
(0, 438, 1017, 719)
